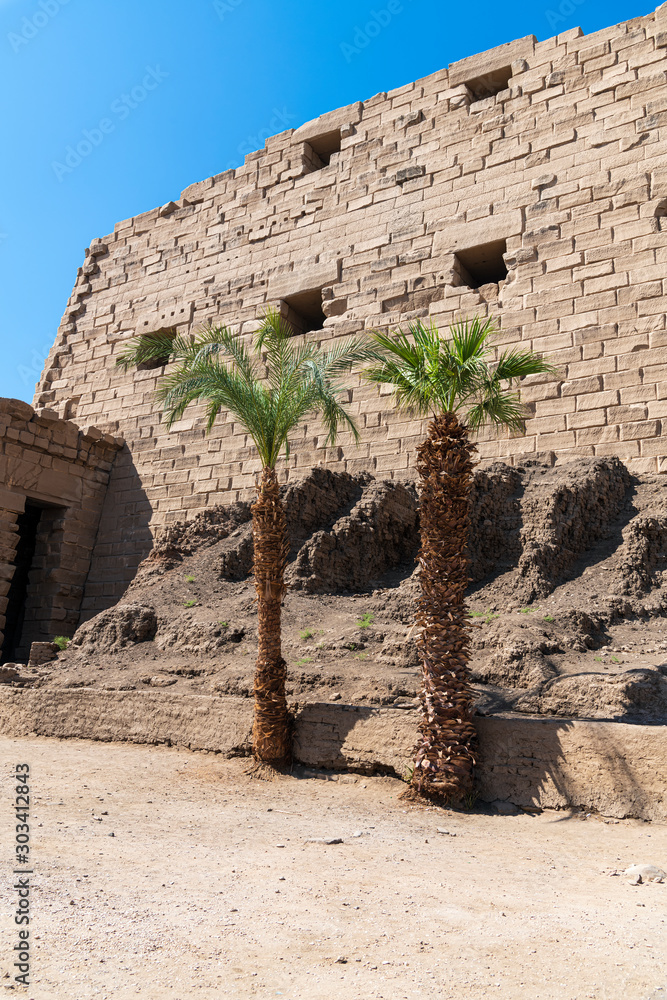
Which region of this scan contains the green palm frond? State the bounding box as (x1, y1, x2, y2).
(115, 313, 370, 470)
(364, 316, 558, 435)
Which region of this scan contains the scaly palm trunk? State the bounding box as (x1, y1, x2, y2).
(251, 467, 290, 765)
(410, 412, 478, 802)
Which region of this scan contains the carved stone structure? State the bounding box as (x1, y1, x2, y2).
(1, 8, 667, 649)
(0, 400, 122, 658)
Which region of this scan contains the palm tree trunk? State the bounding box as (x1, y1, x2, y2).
(251, 466, 290, 765)
(411, 411, 478, 802)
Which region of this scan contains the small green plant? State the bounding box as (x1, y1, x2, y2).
(53, 635, 70, 651)
(402, 764, 415, 783)
(218, 621, 228, 629)
(316, 642, 325, 650)
(467, 610, 485, 618)
(594, 656, 603, 663)
(611, 655, 620, 663)
(484, 612, 500, 624)
(356, 612, 374, 629)
(184, 574, 196, 583)
(462, 789, 479, 811)
(543, 615, 555, 623)
(183, 599, 197, 608)
(354, 653, 369, 660)
(296, 657, 312, 666)
(300, 628, 313, 641)
(519, 607, 534, 614)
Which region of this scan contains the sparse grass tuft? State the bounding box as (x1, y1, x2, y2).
(356, 612, 374, 629)
(300, 628, 313, 641)
(219, 621, 228, 629)
(53, 635, 70, 651)
(611, 655, 620, 663)
(543, 615, 555, 623)
(183, 599, 197, 608)
(184, 574, 196, 583)
(519, 607, 534, 614)
(296, 657, 312, 666)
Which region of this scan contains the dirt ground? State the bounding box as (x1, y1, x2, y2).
(0, 737, 665, 1000)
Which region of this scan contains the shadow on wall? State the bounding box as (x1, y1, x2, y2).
(79, 445, 153, 622)
(292, 706, 667, 821)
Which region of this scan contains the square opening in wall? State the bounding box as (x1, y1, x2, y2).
(465, 66, 512, 102)
(282, 288, 326, 335)
(135, 329, 176, 370)
(455, 239, 508, 289)
(304, 130, 342, 170)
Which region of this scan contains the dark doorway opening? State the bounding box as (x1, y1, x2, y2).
(1, 503, 42, 663)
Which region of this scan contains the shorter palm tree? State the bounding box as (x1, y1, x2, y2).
(117, 310, 374, 766)
(364, 317, 556, 802)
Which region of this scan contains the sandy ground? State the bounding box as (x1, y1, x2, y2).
(0, 738, 665, 1000)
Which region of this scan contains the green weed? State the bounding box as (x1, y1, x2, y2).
(611, 655, 620, 663)
(543, 615, 555, 623)
(356, 612, 374, 629)
(53, 636, 70, 651)
(519, 607, 534, 614)
(218, 621, 228, 629)
(183, 599, 197, 608)
(184, 574, 196, 583)
(296, 657, 312, 666)
(300, 628, 313, 641)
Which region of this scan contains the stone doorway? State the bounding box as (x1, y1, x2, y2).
(1, 501, 44, 662)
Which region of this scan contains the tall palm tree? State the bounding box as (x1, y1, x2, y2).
(117, 310, 374, 767)
(363, 317, 556, 803)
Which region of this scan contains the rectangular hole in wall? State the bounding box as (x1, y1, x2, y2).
(2, 502, 43, 663)
(455, 239, 508, 289)
(135, 329, 176, 371)
(282, 289, 326, 335)
(465, 66, 512, 103)
(303, 130, 342, 171)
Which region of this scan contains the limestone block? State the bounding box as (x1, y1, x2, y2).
(269, 259, 341, 300)
(433, 210, 523, 256)
(291, 102, 362, 146)
(448, 35, 536, 87)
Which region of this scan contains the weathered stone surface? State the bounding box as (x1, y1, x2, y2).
(0, 689, 663, 821)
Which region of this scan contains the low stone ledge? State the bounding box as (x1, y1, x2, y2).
(1, 689, 665, 821)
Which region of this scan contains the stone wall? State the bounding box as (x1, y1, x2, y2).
(0, 688, 663, 821)
(32, 6, 667, 603)
(0, 399, 123, 658)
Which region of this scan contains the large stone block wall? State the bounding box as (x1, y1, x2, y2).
(0, 399, 123, 657)
(33, 6, 667, 603)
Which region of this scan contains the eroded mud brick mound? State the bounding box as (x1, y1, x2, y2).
(616, 504, 667, 597)
(143, 502, 253, 572)
(516, 457, 631, 600)
(467, 465, 523, 583)
(72, 604, 157, 653)
(289, 479, 418, 593)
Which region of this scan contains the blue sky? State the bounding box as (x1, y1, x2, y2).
(0, 0, 654, 402)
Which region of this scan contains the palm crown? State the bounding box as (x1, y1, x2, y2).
(364, 316, 557, 431)
(116, 309, 375, 468)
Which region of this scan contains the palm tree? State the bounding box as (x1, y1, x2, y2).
(116, 310, 374, 767)
(363, 317, 556, 803)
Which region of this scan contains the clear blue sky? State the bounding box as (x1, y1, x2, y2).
(0, 0, 653, 402)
